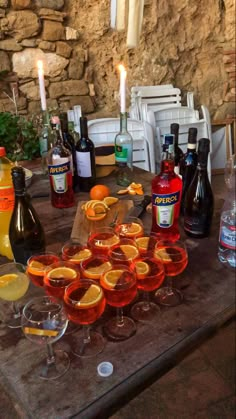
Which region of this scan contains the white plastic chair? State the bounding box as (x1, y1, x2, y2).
(88, 118, 156, 173)
(146, 106, 212, 180)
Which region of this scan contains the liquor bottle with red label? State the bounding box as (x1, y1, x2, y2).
(151, 134, 183, 241)
(47, 117, 74, 208)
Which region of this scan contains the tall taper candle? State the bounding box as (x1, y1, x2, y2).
(119, 64, 126, 113)
(37, 60, 47, 111)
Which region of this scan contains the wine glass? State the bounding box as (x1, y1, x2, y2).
(26, 252, 60, 288)
(80, 255, 112, 281)
(43, 260, 81, 335)
(154, 240, 188, 306)
(61, 239, 92, 265)
(131, 253, 165, 322)
(87, 226, 120, 256)
(100, 264, 137, 341)
(0, 262, 29, 328)
(64, 279, 106, 357)
(21, 296, 69, 380)
(109, 237, 140, 266)
(115, 216, 144, 239)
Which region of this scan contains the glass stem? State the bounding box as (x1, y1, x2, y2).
(116, 307, 124, 327)
(166, 276, 173, 293)
(83, 325, 91, 344)
(142, 291, 150, 311)
(46, 343, 56, 365)
(12, 301, 21, 319)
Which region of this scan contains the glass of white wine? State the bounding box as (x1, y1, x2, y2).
(0, 262, 29, 328)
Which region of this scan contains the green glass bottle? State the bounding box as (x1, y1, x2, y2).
(115, 112, 133, 187)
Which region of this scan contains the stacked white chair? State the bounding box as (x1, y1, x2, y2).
(88, 118, 156, 174)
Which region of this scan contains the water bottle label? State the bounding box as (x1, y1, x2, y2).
(76, 151, 92, 177)
(48, 161, 70, 194)
(152, 191, 180, 228)
(219, 224, 236, 250)
(0, 186, 14, 211)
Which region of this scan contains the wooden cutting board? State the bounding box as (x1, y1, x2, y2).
(71, 200, 134, 245)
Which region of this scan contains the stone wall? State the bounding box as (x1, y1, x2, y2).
(0, 0, 235, 120)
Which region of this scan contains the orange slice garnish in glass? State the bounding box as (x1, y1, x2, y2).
(95, 235, 120, 248)
(27, 260, 46, 276)
(119, 244, 139, 260)
(102, 269, 124, 289)
(70, 248, 92, 263)
(48, 267, 78, 279)
(154, 248, 172, 262)
(134, 260, 150, 279)
(135, 236, 150, 252)
(0, 274, 18, 288)
(120, 222, 143, 237)
(77, 283, 103, 308)
(83, 261, 112, 279)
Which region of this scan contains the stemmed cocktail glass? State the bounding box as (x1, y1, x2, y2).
(64, 279, 106, 357)
(22, 295, 69, 380)
(131, 253, 165, 322)
(61, 239, 92, 265)
(154, 240, 188, 306)
(0, 262, 29, 328)
(100, 264, 137, 341)
(87, 226, 120, 256)
(27, 252, 60, 288)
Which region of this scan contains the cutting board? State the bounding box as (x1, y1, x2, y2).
(71, 200, 134, 245)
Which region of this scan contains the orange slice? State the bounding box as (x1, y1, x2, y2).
(102, 269, 124, 289)
(70, 248, 92, 262)
(48, 267, 77, 279)
(27, 260, 46, 276)
(29, 260, 45, 270)
(0, 274, 18, 288)
(134, 261, 150, 279)
(119, 244, 139, 260)
(78, 283, 103, 308)
(120, 222, 143, 237)
(135, 236, 150, 251)
(95, 235, 120, 248)
(103, 196, 118, 206)
(84, 261, 112, 279)
(154, 248, 172, 262)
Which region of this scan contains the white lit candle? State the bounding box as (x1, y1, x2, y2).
(37, 60, 47, 111)
(119, 64, 126, 113)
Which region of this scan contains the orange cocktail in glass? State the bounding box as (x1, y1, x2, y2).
(115, 217, 144, 239)
(61, 240, 92, 265)
(44, 261, 80, 300)
(27, 252, 60, 287)
(87, 227, 120, 256)
(80, 256, 112, 281)
(108, 238, 139, 266)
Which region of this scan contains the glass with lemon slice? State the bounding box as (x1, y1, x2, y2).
(62, 240, 92, 265)
(154, 240, 188, 306)
(100, 264, 137, 341)
(0, 262, 29, 328)
(115, 217, 144, 239)
(64, 279, 106, 357)
(22, 296, 69, 380)
(27, 252, 60, 287)
(80, 256, 112, 281)
(87, 226, 120, 256)
(131, 254, 165, 322)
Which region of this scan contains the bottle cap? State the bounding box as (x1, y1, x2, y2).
(188, 128, 197, 144)
(11, 166, 26, 191)
(0, 147, 6, 157)
(198, 138, 210, 154)
(170, 123, 179, 134)
(97, 362, 113, 377)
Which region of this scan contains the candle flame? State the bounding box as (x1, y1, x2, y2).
(118, 64, 126, 73)
(37, 60, 43, 70)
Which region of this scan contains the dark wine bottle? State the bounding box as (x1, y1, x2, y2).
(59, 112, 79, 191)
(75, 116, 96, 192)
(180, 127, 198, 214)
(184, 138, 214, 238)
(170, 123, 184, 174)
(9, 166, 46, 265)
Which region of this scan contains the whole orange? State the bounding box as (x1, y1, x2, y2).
(90, 184, 110, 200)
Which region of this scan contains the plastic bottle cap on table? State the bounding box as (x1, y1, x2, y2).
(97, 362, 113, 377)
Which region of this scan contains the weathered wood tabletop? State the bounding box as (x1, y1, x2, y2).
(0, 167, 235, 419)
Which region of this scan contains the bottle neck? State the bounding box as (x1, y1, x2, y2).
(197, 150, 209, 171)
(120, 112, 128, 133)
(80, 118, 88, 138)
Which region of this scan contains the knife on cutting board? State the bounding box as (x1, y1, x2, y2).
(124, 195, 152, 221)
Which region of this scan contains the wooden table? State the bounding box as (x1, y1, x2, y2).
(0, 168, 235, 419)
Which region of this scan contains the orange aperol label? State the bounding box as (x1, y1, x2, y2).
(0, 186, 14, 211)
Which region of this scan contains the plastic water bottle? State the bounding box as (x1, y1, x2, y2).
(218, 155, 236, 268)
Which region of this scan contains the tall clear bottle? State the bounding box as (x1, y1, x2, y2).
(38, 110, 54, 175)
(47, 116, 74, 208)
(218, 154, 236, 268)
(9, 166, 45, 265)
(75, 116, 96, 192)
(179, 127, 198, 214)
(151, 134, 183, 241)
(170, 123, 184, 175)
(115, 112, 133, 187)
(0, 147, 14, 260)
(184, 138, 214, 238)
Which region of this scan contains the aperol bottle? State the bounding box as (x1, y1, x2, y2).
(151, 134, 182, 241)
(47, 117, 74, 208)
